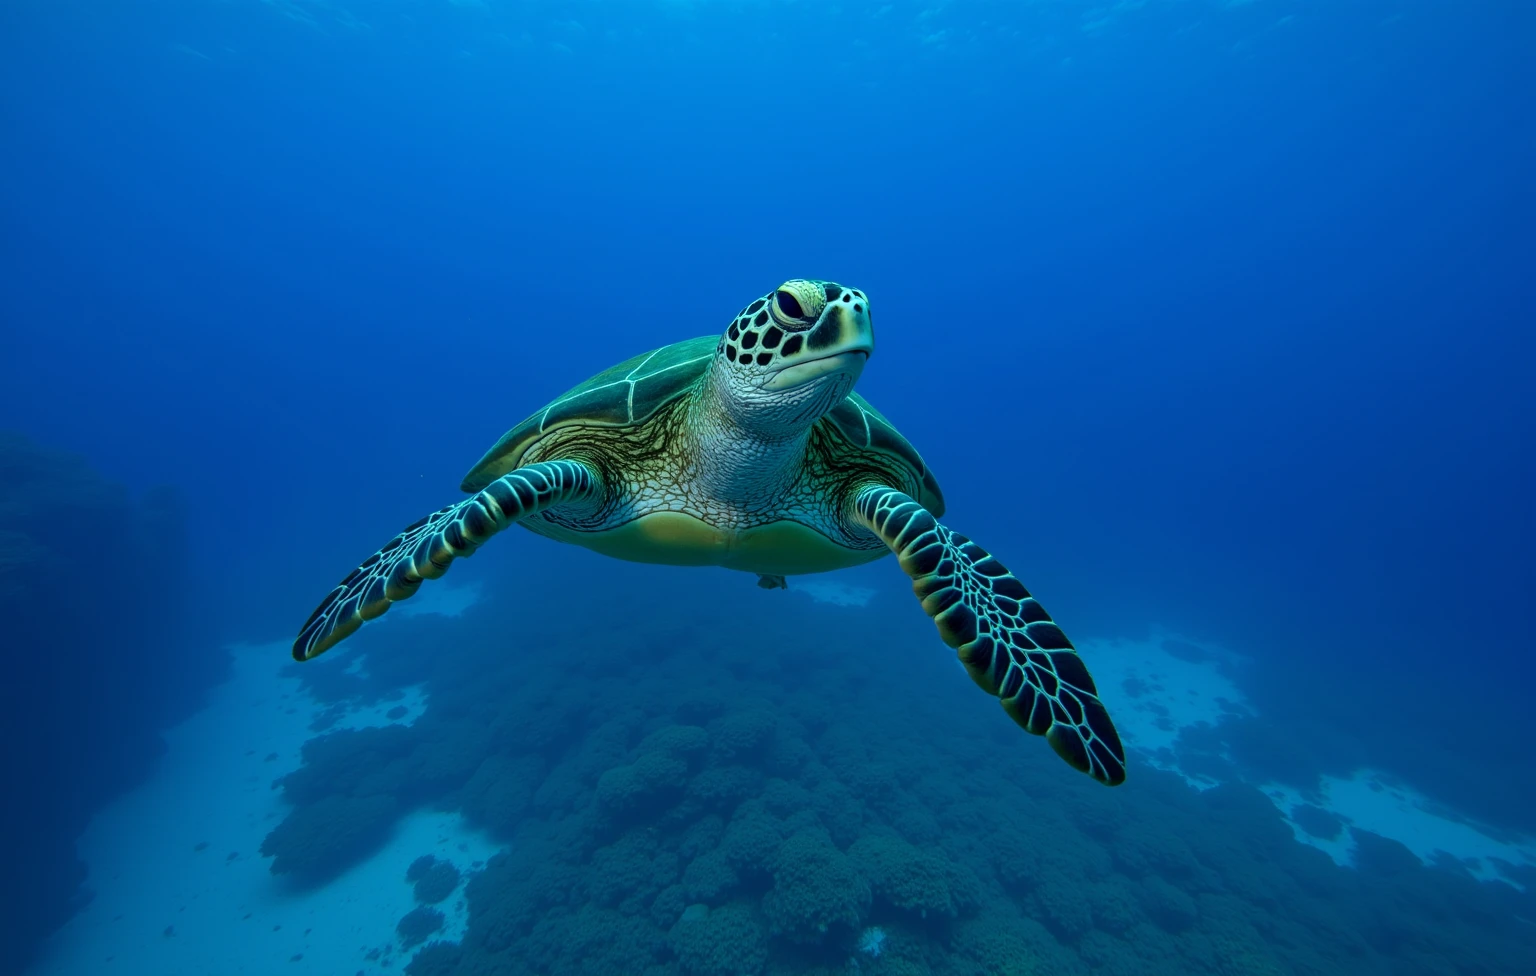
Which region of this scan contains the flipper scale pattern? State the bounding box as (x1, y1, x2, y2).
(292, 460, 597, 662)
(853, 484, 1127, 786)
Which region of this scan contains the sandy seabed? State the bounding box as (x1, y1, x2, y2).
(28, 583, 1536, 975)
(29, 636, 499, 976)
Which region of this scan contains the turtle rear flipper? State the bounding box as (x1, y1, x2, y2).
(851, 484, 1126, 786)
(293, 460, 598, 661)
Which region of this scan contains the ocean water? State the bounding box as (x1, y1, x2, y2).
(1, 1, 1532, 975)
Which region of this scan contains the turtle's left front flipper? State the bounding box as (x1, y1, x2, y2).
(851, 484, 1126, 786)
(293, 459, 599, 662)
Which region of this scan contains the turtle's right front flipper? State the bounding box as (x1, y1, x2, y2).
(293, 459, 599, 661)
(850, 483, 1126, 786)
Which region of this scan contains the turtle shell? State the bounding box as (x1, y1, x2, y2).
(822, 392, 946, 518)
(460, 335, 717, 492)
(460, 335, 945, 519)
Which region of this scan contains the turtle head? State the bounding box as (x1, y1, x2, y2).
(711, 279, 874, 433)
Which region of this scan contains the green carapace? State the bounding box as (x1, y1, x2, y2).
(294, 280, 1126, 786)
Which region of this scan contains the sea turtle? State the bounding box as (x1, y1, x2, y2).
(293, 280, 1127, 785)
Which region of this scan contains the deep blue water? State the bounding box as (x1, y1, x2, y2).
(2, 2, 1533, 974)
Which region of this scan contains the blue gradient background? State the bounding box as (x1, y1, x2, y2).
(1, 1, 1531, 971)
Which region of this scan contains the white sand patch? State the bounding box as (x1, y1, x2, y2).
(791, 578, 877, 607)
(308, 676, 430, 734)
(27, 641, 503, 976)
(1069, 635, 1536, 889)
(1264, 771, 1536, 888)
(1075, 631, 1253, 787)
(336, 682, 429, 729)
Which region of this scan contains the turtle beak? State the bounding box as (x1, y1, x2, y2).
(763, 301, 874, 391)
(764, 349, 868, 390)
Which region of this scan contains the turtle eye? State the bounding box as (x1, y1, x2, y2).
(775, 290, 805, 320)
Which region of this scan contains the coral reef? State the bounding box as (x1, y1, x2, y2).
(669, 902, 770, 976)
(407, 855, 463, 904)
(404, 940, 464, 976)
(849, 832, 978, 920)
(259, 793, 399, 879)
(397, 906, 445, 949)
(761, 828, 870, 943)
(265, 563, 1536, 976)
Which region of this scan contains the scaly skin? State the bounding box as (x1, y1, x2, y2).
(292, 460, 598, 661)
(851, 484, 1127, 786)
(292, 279, 1127, 785)
(516, 373, 909, 558)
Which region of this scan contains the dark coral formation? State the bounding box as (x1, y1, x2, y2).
(397, 905, 446, 949)
(270, 562, 1536, 976)
(670, 902, 768, 976)
(260, 792, 399, 880)
(0, 432, 219, 973)
(1291, 802, 1346, 841)
(761, 828, 870, 943)
(408, 855, 464, 904)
